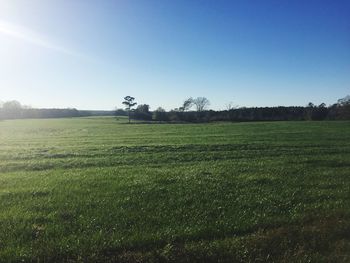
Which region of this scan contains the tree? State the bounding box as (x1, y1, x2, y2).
(225, 101, 238, 121)
(136, 104, 150, 113)
(122, 96, 137, 123)
(337, 95, 350, 106)
(153, 107, 168, 121)
(193, 97, 210, 112)
(179, 97, 193, 112)
(336, 95, 350, 120)
(225, 102, 235, 111)
(2, 100, 22, 119)
(307, 102, 315, 108)
(134, 104, 152, 121)
(2, 100, 22, 110)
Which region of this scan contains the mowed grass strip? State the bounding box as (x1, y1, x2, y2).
(0, 117, 350, 262)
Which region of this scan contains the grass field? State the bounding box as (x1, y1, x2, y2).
(0, 117, 350, 262)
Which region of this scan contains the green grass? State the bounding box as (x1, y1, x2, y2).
(0, 117, 350, 262)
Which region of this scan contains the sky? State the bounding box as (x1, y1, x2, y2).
(0, 0, 349, 110)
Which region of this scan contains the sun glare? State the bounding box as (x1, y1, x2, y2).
(0, 19, 82, 58)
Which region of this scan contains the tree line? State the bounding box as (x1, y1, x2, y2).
(0, 101, 114, 120)
(1, 95, 349, 121)
(118, 95, 350, 122)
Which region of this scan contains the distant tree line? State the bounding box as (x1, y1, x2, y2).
(0, 101, 114, 120)
(1, 95, 349, 121)
(118, 95, 350, 122)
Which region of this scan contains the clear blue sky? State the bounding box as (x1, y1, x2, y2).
(0, 0, 349, 110)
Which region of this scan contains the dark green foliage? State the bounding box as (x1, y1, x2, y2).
(134, 104, 152, 121)
(0, 117, 350, 261)
(0, 106, 83, 119)
(0, 100, 116, 119)
(152, 105, 350, 122)
(153, 107, 168, 121)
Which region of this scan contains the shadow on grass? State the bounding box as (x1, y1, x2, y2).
(98, 211, 350, 263)
(118, 121, 191, 125)
(25, 210, 350, 262)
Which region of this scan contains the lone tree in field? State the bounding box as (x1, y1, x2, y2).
(122, 96, 137, 123)
(193, 97, 210, 112)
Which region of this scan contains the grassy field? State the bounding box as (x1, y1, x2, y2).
(0, 117, 350, 262)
